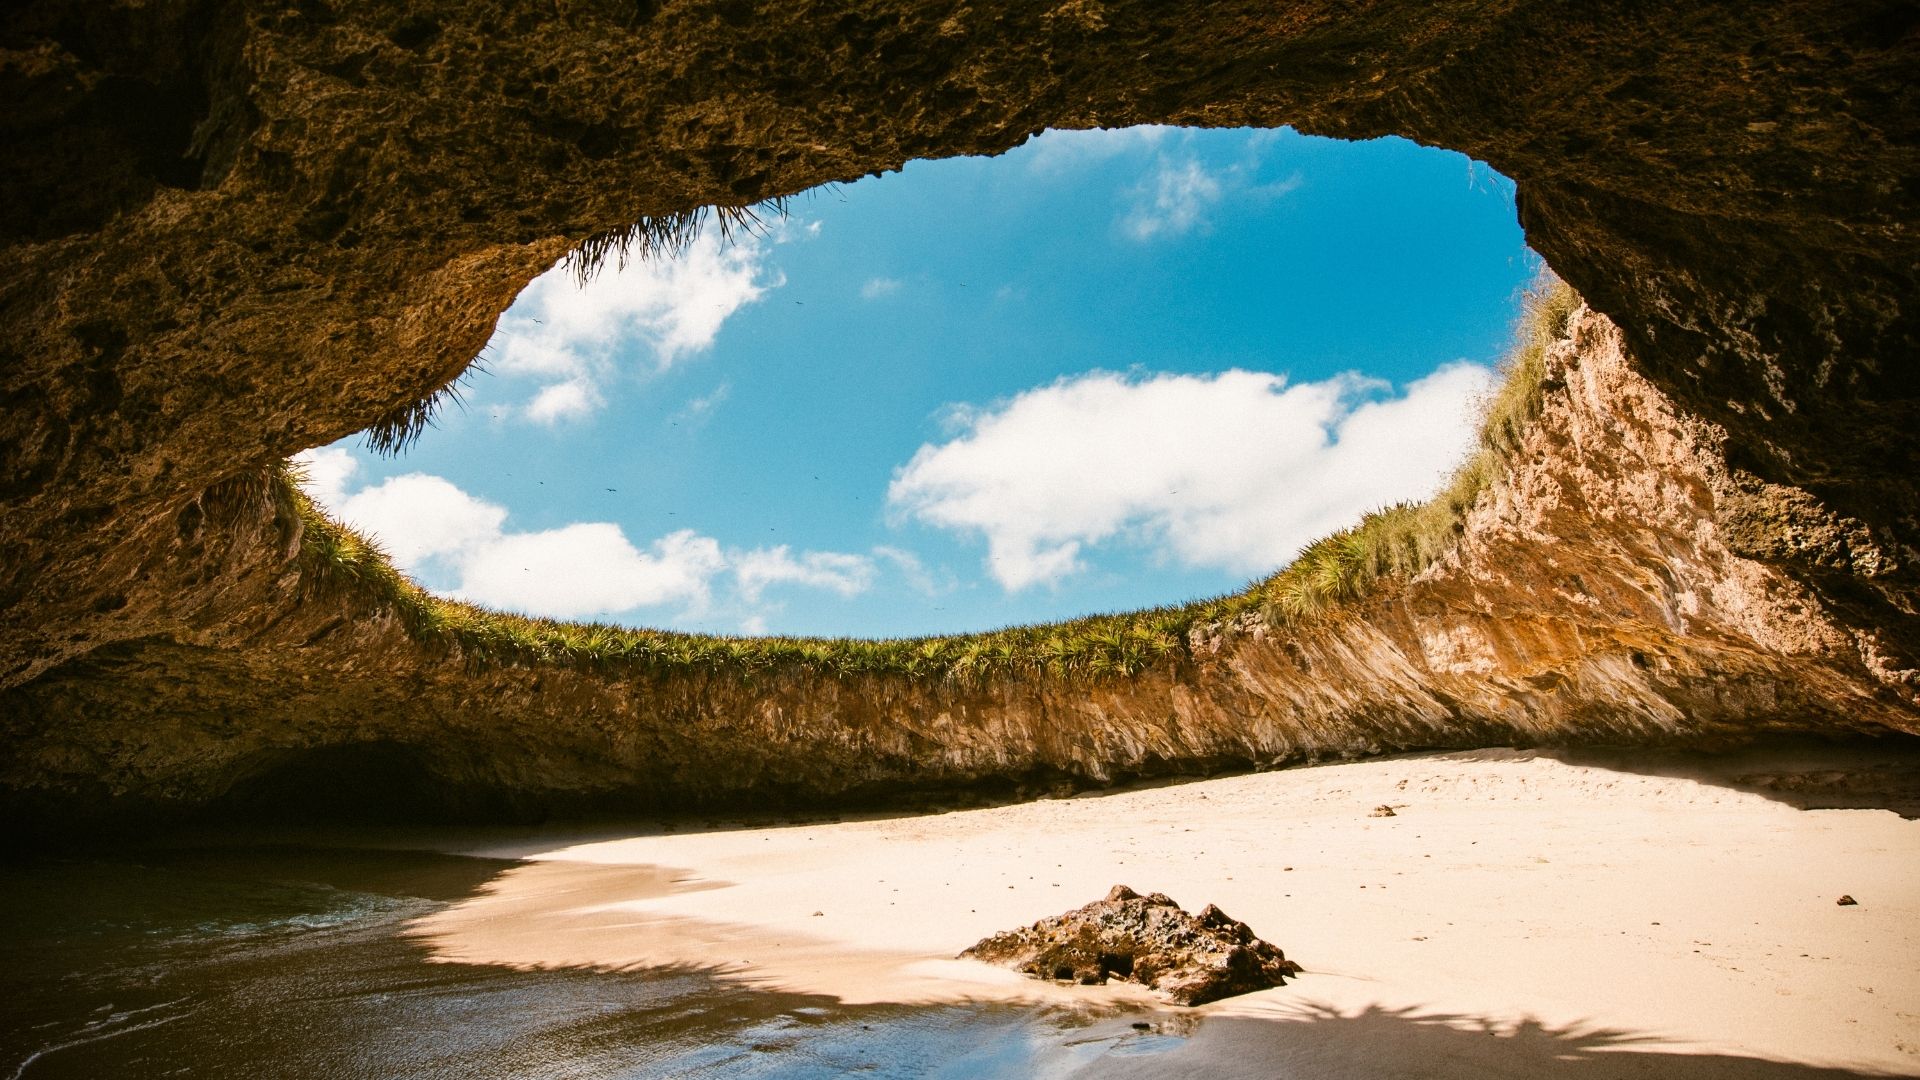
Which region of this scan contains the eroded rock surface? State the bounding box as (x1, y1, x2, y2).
(963, 884, 1301, 1005)
(2, 309, 1916, 832)
(2, 0, 1915, 688)
(0, 2, 1916, 830)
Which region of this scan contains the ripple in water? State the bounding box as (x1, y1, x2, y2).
(0, 845, 1175, 1078)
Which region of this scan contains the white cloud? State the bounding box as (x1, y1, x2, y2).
(887, 364, 1494, 591)
(292, 454, 875, 622)
(872, 545, 950, 597)
(733, 546, 876, 602)
(456, 525, 725, 618)
(485, 227, 780, 423)
(860, 276, 902, 300)
(293, 446, 359, 508)
(1023, 126, 1302, 243)
(1123, 158, 1224, 241)
(1023, 126, 1173, 174)
(524, 379, 599, 425)
(1250, 172, 1305, 201)
(671, 382, 732, 427)
(333, 473, 508, 567)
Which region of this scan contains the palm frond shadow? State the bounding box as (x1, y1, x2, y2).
(1151, 1000, 1904, 1080)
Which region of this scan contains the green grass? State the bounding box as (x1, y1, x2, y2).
(360, 201, 792, 457)
(360, 379, 472, 457)
(565, 200, 792, 285)
(280, 275, 1579, 683)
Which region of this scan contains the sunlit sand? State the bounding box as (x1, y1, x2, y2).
(408, 746, 1920, 1077)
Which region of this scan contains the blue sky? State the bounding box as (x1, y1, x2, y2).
(298, 126, 1538, 638)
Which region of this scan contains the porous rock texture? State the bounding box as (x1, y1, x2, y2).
(2, 308, 1914, 829)
(962, 884, 1303, 1006)
(0, 2, 1916, 828)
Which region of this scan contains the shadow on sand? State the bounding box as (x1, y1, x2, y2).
(4, 844, 1909, 1078)
(1544, 733, 1920, 819)
(1080, 1000, 1909, 1080)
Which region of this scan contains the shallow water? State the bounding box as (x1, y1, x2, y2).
(0, 845, 1168, 1079)
(7, 750, 1914, 1080)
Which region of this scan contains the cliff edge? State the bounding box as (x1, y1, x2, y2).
(3, 306, 1911, 828)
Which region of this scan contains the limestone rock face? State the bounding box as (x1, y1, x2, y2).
(962, 884, 1302, 1006)
(0, 1, 1916, 830)
(2, 0, 1916, 686)
(2, 310, 1916, 834)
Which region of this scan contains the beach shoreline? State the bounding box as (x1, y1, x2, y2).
(387, 744, 1920, 1076)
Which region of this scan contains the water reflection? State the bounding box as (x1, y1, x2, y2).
(0, 847, 1140, 1079)
(0, 845, 1897, 1078)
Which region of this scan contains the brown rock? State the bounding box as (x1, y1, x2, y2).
(1836, 895, 1858, 906)
(0, 4, 1916, 834)
(4, 312, 1916, 838)
(960, 885, 1302, 1006)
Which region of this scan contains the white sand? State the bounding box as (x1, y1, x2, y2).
(410, 748, 1920, 1076)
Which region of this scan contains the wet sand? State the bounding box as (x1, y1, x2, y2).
(0, 847, 1066, 1078)
(411, 745, 1920, 1077)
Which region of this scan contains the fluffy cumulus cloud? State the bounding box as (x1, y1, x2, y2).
(291, 449, 880, 623)
(456, 525, 727, 617)
(292, 445, 359, 509)
(485, 228, 780, 424)
(332, 473, 507, 567)
(523, 379, 598, 425)
(887, 364, 1494, 591)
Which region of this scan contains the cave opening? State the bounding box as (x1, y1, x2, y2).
(291, 126, 1543, 642)
(0, 0, 1911, 859)
(213, 742, 456, 825)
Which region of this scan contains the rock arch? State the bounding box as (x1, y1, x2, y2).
(1, 0, 1914, 826)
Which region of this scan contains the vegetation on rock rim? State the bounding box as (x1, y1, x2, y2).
(283, 275, 1579, 683)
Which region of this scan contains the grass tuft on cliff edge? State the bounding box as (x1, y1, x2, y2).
(278, 275, 1579, 683)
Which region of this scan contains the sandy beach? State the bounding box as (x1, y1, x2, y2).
(409, 745, 1920, 1077)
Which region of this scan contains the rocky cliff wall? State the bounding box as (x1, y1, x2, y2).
(4, 309, 1912, 827)
(2, 0, 1915, 695)
(1, 1, 1916, 829)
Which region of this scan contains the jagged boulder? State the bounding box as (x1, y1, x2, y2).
(961, 885, 1302, 1005)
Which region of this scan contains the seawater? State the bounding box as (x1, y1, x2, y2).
(0, 844, 1165, 1078)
